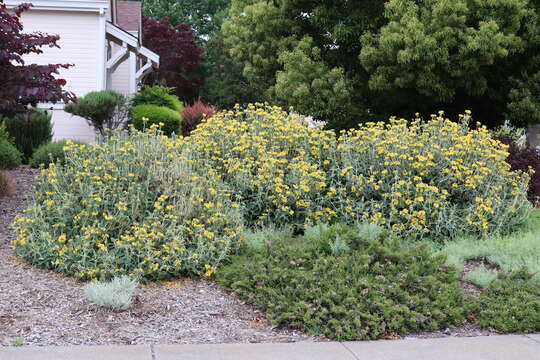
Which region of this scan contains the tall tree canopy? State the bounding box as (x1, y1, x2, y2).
(222, 0, 540, 130)
(142, 16, 205, 102)
(0, 1, 74, 116)
(140, 0, 230, 39)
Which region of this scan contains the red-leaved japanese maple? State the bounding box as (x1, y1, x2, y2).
(142, 16, 204, 102)
(0, 1, 75, 116)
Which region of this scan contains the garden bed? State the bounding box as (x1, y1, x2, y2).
(0, 167, 313, 346)
(0, 169, 502, 346)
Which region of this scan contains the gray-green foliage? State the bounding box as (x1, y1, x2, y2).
(65, 90, 128, 138)
(356, 222, 384, 241)
(465, 266, 499, 288)
(242, 227, 292, 253)
(84, 276, 138, 311)
(329, 235, 350, 256)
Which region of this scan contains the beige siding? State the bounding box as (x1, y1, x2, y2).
(111, 59, 131, 95)
(20, 9, 102, 142)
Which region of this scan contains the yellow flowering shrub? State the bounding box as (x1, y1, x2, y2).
(335, 112, 532, 238)
(12, 129, 242, 281)
(185, 103, 338, 228)
(186, 105, 531, 238)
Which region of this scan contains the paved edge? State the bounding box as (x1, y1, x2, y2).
(1, 335, 539, 360)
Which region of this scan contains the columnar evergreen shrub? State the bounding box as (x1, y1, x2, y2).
(13, 129, 243, 280)
(0, 138, 22, 169)
(218, 224, 466, 340)
(1, 109, 53, 161)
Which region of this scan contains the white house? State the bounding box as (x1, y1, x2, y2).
(5, 0, 159, 142)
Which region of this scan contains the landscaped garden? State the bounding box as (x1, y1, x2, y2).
(1, 0, 540, 348)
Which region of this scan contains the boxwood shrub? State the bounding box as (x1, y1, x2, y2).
(131, 85, 183, 112)
(217, 224, 466, 340)
(130, 104, 182, 136)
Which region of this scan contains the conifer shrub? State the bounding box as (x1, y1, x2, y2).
(217, 224, 466, 340)
(1, 109, 52, 161)
(0, 138, 22, 169)
(12, 129, 242, 281)
(467, 270, 540, 333)
(130, 104, 182, 136)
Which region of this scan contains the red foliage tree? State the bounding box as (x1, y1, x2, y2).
(0, 1, 75, 116)
(142, 16, 204, 102)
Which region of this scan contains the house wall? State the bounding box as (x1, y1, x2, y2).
(19, 9, 104, 142)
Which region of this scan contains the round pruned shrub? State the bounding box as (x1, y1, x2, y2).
(217, 223, 466, 340)
(29, 140, 86, 168)
(186, 105, 531, 238)
(131, 85, 183, 111)
(0, 138, 22, 169)
(13, 129, 243, 281)
(130, 104, 182, 136)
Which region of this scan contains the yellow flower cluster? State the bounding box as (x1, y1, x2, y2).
(185, 103, 338, 228)
(336, 113, 531, 237)
(13, 129, 242, 281)
(12, 105, 532, 281)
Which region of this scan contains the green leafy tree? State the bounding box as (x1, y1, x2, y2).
(140, 0, 230, 38)
(200, 34, 260, 109)
(224, 0, 540, 133)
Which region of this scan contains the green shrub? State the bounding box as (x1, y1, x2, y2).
(84, 276, 138, 311)
(131, 85, 183, 111)
(64, 90, 129, 138)
(468, 270, 540, 333)
(29, 140, 86, 168)
(0, 138, 22, 169)
(1, 109, 52, 161)
(130, 104, 182, 136)
(13, 129, 243, 281)
(218, 224, 466, 340)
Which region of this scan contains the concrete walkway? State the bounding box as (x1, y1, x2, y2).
(1, 334, 539, 360)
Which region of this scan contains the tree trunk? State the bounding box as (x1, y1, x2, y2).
(526, 124, 540, 149)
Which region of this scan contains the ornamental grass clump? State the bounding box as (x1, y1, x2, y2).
(84, 275, 138, 311)
(12, 127, 243, 281)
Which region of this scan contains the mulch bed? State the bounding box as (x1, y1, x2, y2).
(0, 167, 496, 346)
